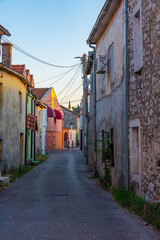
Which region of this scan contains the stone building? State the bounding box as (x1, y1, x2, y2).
(86, 0, 126, 188)
(61, 105, 80, 148)
(128, 0, 160, 202)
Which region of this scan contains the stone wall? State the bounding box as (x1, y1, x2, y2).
(61, 106, 78, 130)
(128, 0, 160, 201)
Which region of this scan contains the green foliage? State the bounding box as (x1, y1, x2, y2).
(9, 154, 47, 183)
(3, 160, 8, 175)
(112, 187, 160, 229)
(36, 153, 48, 163)
(96, 130, 112, 189)
(72, 104, 80, 114)
(10, 165, 34, 182)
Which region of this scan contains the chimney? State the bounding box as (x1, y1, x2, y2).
(1, 42, 13, 68)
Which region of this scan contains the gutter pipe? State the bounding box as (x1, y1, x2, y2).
(89, 43, 97, 173)
(124, 0, 129, 190)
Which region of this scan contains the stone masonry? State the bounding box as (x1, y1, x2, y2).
(128, 0, 160, 202)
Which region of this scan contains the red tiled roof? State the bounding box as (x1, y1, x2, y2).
(11, 64, 25, 75)
(31, 88, 49, 100)
(11, 65, 35, 87)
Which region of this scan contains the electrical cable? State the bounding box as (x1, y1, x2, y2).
(57, 67, 80, 96)
(1, 36, 80, 68)
(36, 63, 80, 84)
(59, 83, 82, 101)
(38, 68, 81, 105)
(60, 73, 81, 103)
(46, 65, 80, 88)
(60, 83, 82, 103)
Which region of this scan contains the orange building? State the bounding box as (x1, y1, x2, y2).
(32, 88, 63, 151)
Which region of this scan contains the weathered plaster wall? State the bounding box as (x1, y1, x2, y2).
(0, 71, 26, 172)
(128, 0, 160, 202)
(95, 0, 125, 188)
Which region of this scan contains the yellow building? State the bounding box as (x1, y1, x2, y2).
(0, 46, 30, 172)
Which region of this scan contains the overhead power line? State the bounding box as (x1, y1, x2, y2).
(60, 79, 82, 103)
(59, 83, 82, 101)
(57, 67, 80, 96)
(46, 65, 80, 88)
(1, 36, 80, 68)
(36, 63, 80, 84)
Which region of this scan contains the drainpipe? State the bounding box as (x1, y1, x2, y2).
(124, 0, 129, 190)
(89, 43, 97, 174)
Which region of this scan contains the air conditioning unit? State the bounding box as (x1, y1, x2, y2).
(96, 55, 106, 74)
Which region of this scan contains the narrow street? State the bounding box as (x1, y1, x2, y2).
(0, 150, 159, 240)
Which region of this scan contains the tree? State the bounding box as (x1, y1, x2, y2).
(72, 104, 80, 114)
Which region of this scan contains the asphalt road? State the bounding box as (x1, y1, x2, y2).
(0, 149, 159, 240)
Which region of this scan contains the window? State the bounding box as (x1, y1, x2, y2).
(19, 91, 22, 112)
(0, 83, 3, 107)
(0, 139, 2, 162)
(110, 44, 114, 83)
(133, 3, 143, 73)
(107, 44, 114, 83)
(132, 127, 139, 174)
(54, 118, 56, 124)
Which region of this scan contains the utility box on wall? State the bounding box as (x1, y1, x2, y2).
(96, 55, 106, 74)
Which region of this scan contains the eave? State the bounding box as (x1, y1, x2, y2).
(0, 64, 31, 86)
(87, 0, 122, 44)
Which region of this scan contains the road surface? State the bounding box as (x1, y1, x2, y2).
(0, 150, 159, 240)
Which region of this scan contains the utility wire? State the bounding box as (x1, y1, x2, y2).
(46, 65, 80, 88)
(60, 77, 82, 104)
(59, 79, 83, 100)
(1, 36, 80, 68)
(36, 62, 80, 84)
(39, 68, 81, 105)
(60, 83, 82, 103)
(57, 67, 80, 96)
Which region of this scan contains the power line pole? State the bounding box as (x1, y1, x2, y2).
(81, 54, 88, 164)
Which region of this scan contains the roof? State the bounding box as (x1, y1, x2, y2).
(87, 0, 122, 44)
(61, 105, 80, 117)
(11, 65, 25, 75)
(31, 88, 49, 100)
(0, 64, 30, 86)
(0, 25, 11, 36)
(11, 64, 35, 87)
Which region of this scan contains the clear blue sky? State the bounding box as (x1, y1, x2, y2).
(1, 0, 105, 107)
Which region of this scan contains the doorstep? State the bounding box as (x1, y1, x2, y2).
(0, 172, 9, 184)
